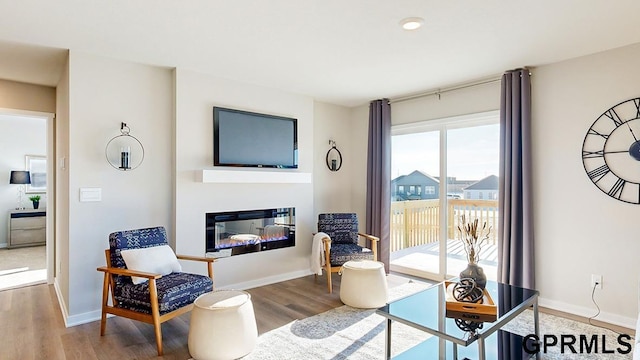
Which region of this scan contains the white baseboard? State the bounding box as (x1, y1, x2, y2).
(59, 269, 312, 327)
(53, 278, 70, 327)
(216, 269, 313, 291)
(539, 296, 636, 331)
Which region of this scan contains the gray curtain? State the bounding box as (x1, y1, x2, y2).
(498, 69, 535, 289)
(366, 99, 391, 272)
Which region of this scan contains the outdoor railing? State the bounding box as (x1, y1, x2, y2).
(390, 199, 499, 253)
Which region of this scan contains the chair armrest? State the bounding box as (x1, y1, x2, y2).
(357, 233, 379, 261)
(176, 254, 217, 263)
(176, 254, 216, 281)
(358, 233, 380, 243)
(96, 266, 162, 280)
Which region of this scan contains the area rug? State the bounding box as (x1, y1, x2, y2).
(244, 282, 634, 359)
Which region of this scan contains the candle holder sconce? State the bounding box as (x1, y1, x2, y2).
(326, 140, 342, 172)
(105, 122, 145, 171)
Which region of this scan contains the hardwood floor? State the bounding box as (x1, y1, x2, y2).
(0, 273, 413, 360)
(5, 273, 628, 360)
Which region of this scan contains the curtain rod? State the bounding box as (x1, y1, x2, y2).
(390, 75, 502, 104)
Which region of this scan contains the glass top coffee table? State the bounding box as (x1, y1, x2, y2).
(376, 280, 539, 360)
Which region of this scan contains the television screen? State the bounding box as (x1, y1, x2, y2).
(214, 107, 298, 168)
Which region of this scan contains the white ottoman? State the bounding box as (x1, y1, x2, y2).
(188, 290, 258, 360)
(339, 260, 388, 308)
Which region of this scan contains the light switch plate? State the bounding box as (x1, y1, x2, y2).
(79, 187, 102, 202)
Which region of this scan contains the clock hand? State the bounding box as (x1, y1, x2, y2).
(604, 150, 630, 154)
(626, 122, 638, 142)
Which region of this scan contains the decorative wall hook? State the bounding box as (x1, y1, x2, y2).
(326, 140, 342, 172)
(105, 122, 145, 171)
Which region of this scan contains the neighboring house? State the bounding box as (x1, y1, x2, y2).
(464, 175, 499, 200)
(391, 170, 440, 200)
(434, 176, 477, 198)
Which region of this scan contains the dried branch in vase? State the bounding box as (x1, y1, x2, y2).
(457, 215, 491, 264)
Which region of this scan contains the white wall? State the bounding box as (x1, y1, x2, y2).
(63, 52, 173, 322)
(532, 42, 640, 328)
(0, 114, 47, 247)
(313, 101, 354, 216)
(174, 69, 315, 289)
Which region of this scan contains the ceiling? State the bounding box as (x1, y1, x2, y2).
(1, 1, 640, 107)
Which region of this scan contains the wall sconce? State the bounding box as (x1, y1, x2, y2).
(105, 122, 144, 171)
(9, 170, 31, 209)
(326, 140, 342, 172)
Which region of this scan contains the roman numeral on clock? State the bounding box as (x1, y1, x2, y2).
(582, 150, 604, 159)
(607, 178, 625, 199)
(587, 128, 609, 139)
(587, 164, 609, 182)
(635, 98, 640, 119)
(604, 109, 623, 127)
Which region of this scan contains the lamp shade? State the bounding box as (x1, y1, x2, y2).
(9, 170, 31, 184)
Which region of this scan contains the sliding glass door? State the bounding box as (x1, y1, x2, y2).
(390, 112, 500, 281)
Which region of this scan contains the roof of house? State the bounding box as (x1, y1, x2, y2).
(464, 175, 499, 190)
(392, 170, 439, 185)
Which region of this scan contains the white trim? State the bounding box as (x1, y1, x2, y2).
(217, 269, 312, 291)
(54, 277, 71, 327)
(392, 110, 499, 135)
(199, 169, 312, 184)
(539, 296, 636, 331)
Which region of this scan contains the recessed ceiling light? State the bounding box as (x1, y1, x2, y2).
(400, 17, 424, 31)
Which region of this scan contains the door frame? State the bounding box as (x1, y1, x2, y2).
(0, 107, 55, 284)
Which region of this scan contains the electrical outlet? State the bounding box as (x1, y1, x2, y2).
(591, 274, 603, 289)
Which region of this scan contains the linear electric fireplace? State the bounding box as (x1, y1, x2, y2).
(205, 207, 295, 256)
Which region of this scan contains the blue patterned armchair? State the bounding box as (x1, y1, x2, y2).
(97, 226, 215, 356)
(316, 213, 379, 293)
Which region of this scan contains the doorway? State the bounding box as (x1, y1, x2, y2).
(0, 110, 54, 291)
(389, 111, 500, 282)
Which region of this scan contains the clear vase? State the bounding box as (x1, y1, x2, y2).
(459, 262, 486, 289)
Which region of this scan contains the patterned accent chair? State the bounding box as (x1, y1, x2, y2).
(316, 213, 379, 293)
(97, 226, 215, 356)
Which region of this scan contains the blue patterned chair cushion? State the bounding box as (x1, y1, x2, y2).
(318, 213, 359, 244)
(114, 272, 213, 315)
(329, 243, 374, 266)
(108, 226, 213, 314)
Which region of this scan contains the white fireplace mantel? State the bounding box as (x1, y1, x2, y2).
(198, 169, 312, 184)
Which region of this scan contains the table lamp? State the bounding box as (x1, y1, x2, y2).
(9, 170, 31, 210)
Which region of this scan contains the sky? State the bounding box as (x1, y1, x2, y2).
(391, 123, 500, 181)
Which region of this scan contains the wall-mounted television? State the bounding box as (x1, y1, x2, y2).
(213, 107, 298, 168)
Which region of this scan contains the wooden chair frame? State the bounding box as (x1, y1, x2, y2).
(315, 233, 379, 294)
(97, 250, 216, 356)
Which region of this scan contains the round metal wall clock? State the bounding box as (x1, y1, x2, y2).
(582, 97, 640, 204)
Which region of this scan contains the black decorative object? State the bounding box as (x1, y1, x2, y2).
(454, 317, 484, 334)
(105, 122, 144, 171)
(452, 278, 484, 303)
(582, 97, 640, 204)
(326, 140, 342, 171)
(9, 170, 31, 210)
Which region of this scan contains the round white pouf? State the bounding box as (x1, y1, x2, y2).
(339, 260, 388, 308)
(188, 290, 258, 360)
